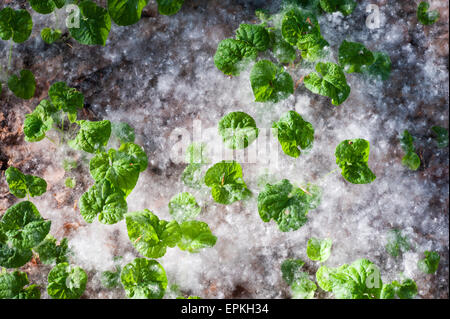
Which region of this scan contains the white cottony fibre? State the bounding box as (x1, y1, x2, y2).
(0, 0, 448, 298)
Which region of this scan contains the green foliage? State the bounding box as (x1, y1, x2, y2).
(272, 111, 314, 158)
(417, 251, 440, 274)
(168, 192, 201, 223)
(281, 8, 328, 61)
(417, 2, 440, 25)
(7, 69, 36, 99)
(319, 0, 356, 16)
(269, 30, 297, 64)
(0, 270, 40, 299)
(120, 258, 167, 299)
(65, 177, 76, 188)
(366, 52, 391, 81)
(23, 100, 57, 142)
(306, 237, 332, 262)
(0, 201, 50, 268)
(79, 179, 128, 224)
(281, 258, 305, 286)
(34, 235, 69, 265)
(304, 62, 350, 106)
(400, 130, 420, 171)
(385, 229, 410, 258)
(89, 142, 147, 195)
(28, 0, 66, 15)
(235, 24, 271, 52)
(41, 28, 62, 44)
(250, 60, 294, 103)
(108, 0, 149, 26)
(316, 258, 383, 299)
(156, 0, 185, 16)
(0, 8, 33, 43)
(338, 40, 374, 74)
(335, 139, 376, 184)
(257, 179, 321, 232)
(111, 121, 136, 143)
(214, 39, 258, 76)
(68, 0, 111, 46)
(177, 221, 217, 253)
(204, 161, 251, 205)
(47, 262, 87, 299)
(5, 166, 47, 198)
(431, 126, 448, 148)
(126, 209, 181, 258)
(381, 279, 417, 299)
(49, 82, 84, 121)
(69, 120, 112, 153)
(101, 264, 122, 289)
(218, 111, 259, 149)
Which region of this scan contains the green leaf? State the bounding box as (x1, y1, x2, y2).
(400, 130, 420, 171)
(156, 0, 185, 16)
(431, 126, 448, 148)
(0, 201, 50, 268)
(257, 179, 321, 232)
(291, 273, 317, 299)
(250, 60, 294, 103)
(49, 82, 84, 115)
(111, 122, 135, 143)
(281, 258, 305, 286)
(0, 270, 39, 299)
(8, 69, 36, 100)
(319, 0, 357, 16)
(282, 0, 321, 13)
(69, 0, 111, 46)
(272, 111, 314, 158)
(366, 52, 391, 81)
(335, 139, 376, 184)
(417, 2, 439, 25)
(306, 237, 332, 262)
(185, 142, 209, 164)
(101, 265, 122, 289)
(65, 177, 76, 188)
(281, 8, 328, 61)
(68, 120, 111, 154)
(121, 258, 167, 299)
(118, 142, 148, 172)
(392, 279, 418, 299)
(5, 166, 47, 198)
(269, 30, 297, 64)
(79, 179, 127, 224)
(28, 0, 65, 14)
(235, 24, 270, 52)
(417, 251, 440, 274)
(380, 283, 396, 299)
(34, 235, 69, 265)
(0, 8, 33, 43)
(304, 62, 350, 106)
(214, 38, 258, 76)
(23, 100, 57, 142)
(204, 161, 251, 205)
(338, 40, 374, 74)
(168, 192, 201, 223)
(218, 111, 259, 149)
(107, 0, 149, 26)
(177, 221, 217, 253)
(41, 28, 62, 44)
(126, 209, 181, 259)
(181, 164, 205, 189)
(385, 229, 410, 258)
(316, 258, 383, 299)
(47, 263, 87, 299)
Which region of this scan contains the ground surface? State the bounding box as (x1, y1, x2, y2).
(0, 0, 448, 298)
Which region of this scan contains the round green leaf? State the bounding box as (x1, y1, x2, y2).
(8, 70, 36, 100)
(47, 263, 87, 299)
(214, 38, 258, 76)
(168, 192, 201, 223)
(338, 40, 374, 74)
(121, 258, 167, 299)
(0, 8, 33, 43)
(218, 111, 259, 149)
(68, 120, 111, 154)
(108, 0, 149, 26)
(335, 139, 376, 184)
(177, 221, 217, 253)
(5, 166, 47, 198)
(156, 0, 184, 16)
(41, 27, 62, 44)
(306, 237, 332, 262)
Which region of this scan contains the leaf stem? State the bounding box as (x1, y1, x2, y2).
(45, 135, 57, 144)
(319, 168, 339, 182)
(7, 40, 13, 72)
